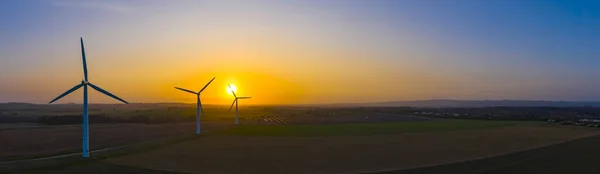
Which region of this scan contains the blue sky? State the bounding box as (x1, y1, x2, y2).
(1, 0, 600, 104)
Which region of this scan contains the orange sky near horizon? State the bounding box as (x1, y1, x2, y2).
(3, 1, 600, 104)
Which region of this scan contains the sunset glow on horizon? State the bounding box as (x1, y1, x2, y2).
(1, 1, 600, 105)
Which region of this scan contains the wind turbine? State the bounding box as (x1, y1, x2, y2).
(49, 37, 128, 158)
(228, 84, 251, 124)
(174, 77, 215, 135)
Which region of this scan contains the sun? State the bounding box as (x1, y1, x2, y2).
(227, 84, 237, 95)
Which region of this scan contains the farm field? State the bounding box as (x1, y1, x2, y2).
(20, 130, 600, 174)
(385, 132, 600, 174)
(104, 122, 597, 174)
(3, 104, 600, 174)
(220, 119, 533, 137)
(237, 113, 432, 125)
(0, 104, 422, 161)
(0, 121, 232, 161)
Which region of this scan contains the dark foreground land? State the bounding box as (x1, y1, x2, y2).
(1, 108, 430, 160)
(1, 121, 595, 174)
(389, 133, 600, 174)
(0, 121, 232, 161)
(7, 130, 600, 174)
(4, 104, 600, 173)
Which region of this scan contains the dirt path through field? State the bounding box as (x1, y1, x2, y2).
(107, 125, 599, 174)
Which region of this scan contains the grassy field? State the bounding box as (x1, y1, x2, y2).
(217, 119, 538, 137)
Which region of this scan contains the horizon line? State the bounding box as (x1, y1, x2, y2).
(4, 99, 600, 106)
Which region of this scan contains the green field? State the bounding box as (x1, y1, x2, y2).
(217, 119, 538, 137)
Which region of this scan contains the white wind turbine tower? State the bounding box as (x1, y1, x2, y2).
(174, 77, 215, 134)
(49, 37, 128, 158)
(228, 84, 251, 124)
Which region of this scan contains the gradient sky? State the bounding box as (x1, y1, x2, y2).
(1, 0, 600, 104)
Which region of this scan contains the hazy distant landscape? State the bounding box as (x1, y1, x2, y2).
(326, 99, 600, 108)
(3, 100, 600, 127)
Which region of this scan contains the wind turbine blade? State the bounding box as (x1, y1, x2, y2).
(49, 83, 84, 104)
(228, 84, 237, 98)
(199, 77, 216, 93)
(229, 99, 236, 112)
(237, 97, 252, 99)
(88, 83, 128, 104)
(174, 87, 197, 94)
(80, 37, 88, 81)
(198, 98, 204, 113)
